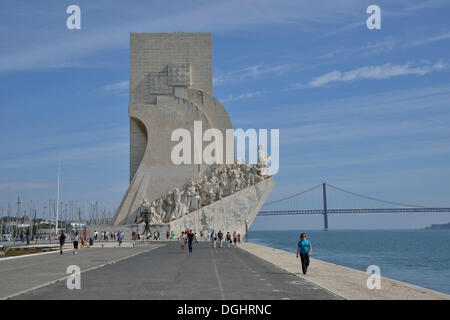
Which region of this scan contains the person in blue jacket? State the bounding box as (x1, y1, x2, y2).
(296, 233, 312, 275)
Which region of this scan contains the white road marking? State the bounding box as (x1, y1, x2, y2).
(210, 250, 226, 300)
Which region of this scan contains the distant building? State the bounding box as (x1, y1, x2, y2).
(425, 222, 450, 230)
(5, 222, 30, 228)
(37, 229, 53, 235)
(70, 222, 85, 230)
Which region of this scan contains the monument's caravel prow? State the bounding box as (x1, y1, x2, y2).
(112, 33, 273, 237)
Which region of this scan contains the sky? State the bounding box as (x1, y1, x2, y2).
(0, 0, 449, 229)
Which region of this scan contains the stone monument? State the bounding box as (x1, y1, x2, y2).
(111, 33, 274, 238)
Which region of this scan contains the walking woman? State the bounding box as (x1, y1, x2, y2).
(233, 231, 238, 247)
(180, 232, 186, 252)
(296, 233, 312, 275)
(73, 232, 79, 255)
(59, 231, 66, 255)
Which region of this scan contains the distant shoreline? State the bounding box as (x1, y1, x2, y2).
(424, 222, 450, 230)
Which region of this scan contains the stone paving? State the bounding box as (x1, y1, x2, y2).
(3, 241, 340, 300)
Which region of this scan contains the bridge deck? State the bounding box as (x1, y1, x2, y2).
(259, 207, 450, 215)
(1, 241, 340, 300)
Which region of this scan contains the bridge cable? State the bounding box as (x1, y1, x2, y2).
(262, 183, 322, 207)
(325, 183, 426, 208)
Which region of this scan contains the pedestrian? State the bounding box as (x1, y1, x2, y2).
(187, 231, 195, 253)
(166, 230, 170, 240)
(180, 232, 186, 252)
(218, 230, 223, 248)
(238, 234, 241, 243)
(59, 231, 66, 254)
(118, 231, 123, 247)
(170, 230, 174, 240)
(73, 232, 79, 255)
(296, 233, 312, 275)
(233, 231, 238, 247)
(226, 232, 232, 248)
(211, 230, 217, 248)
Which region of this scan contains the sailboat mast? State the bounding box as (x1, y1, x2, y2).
(55, 160, 60, 237)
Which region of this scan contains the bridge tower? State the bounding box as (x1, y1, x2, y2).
(323, 183, 328, 230)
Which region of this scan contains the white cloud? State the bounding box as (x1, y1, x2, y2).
(409, 31, 450, 47)
(0, 141, 128, 169)
(361, 37, 397, 54)
(213, 64, 290, 85)
(101, 81, 129, 92)
(219, 91, 263, 103)
(0, 0, 365, 73)
(0, 182, 53, 192)
(295, 61, 448, 88)
(285, 141, 450, 171)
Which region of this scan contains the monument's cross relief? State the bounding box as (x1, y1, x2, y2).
(112, 33, 273, 237)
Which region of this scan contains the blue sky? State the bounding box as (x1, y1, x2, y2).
(1, 0, 449, 229)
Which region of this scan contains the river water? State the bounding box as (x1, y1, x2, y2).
(248, 229, 450, 294)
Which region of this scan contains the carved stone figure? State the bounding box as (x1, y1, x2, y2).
(136, 198, 154, 234)
(210, 173, 221, 201)
(180, 187, 189, 216)
(257, 144, 271, 176)
(200, 176, 209, 206)
(187, 180, 200, 212)
(149, 200, 163, 224)
(141, 198, 151, 211)
(156, 197, 166, 221)
(163, 191, 174, 222)
(172, 188, 182, 220)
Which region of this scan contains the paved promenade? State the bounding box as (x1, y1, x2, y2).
(1, 241, 340, 300)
